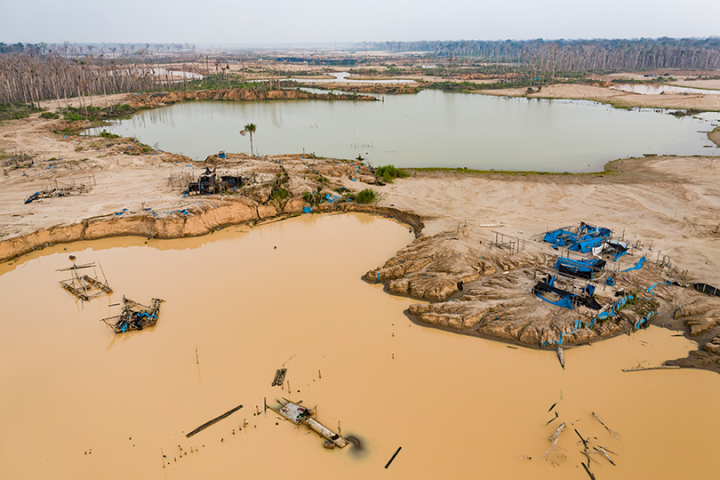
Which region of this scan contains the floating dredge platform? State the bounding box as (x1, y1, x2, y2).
(101, 296, 164, 333)
(57, 261, 112, 301)
(271, 397, 348, 448)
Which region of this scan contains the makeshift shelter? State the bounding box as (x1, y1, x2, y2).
(555, 257, 606, 280)
(544, 222, 611, 253)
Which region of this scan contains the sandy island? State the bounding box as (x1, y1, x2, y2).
(2, 86, 720, 373)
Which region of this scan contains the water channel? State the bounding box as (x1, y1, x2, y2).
(92, 90, 720, 171)
(1, 213, 719, 479)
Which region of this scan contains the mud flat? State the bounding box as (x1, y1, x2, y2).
(477, 83, 720, 111)
(1, 213, 720, 480)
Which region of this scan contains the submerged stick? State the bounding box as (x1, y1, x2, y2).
(581, 462, 596, 480)
(186, 404, 243, 438)
(593, 412, 621, 439)
(548, 402, 557, 413)
(594, 446, 617, 466)
(557, 347, 565, 370)
(385, 447, 402, 469)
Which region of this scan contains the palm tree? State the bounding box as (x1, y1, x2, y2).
(241, 123, 257, 156)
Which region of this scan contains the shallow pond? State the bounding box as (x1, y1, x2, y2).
(1, 213, 719, 480)
(91, 90, 720, 171)
(289, 71, 414, 84)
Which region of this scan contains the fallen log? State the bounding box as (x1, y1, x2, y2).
(186, 404, 243, 438)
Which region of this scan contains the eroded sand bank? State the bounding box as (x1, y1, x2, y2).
(1, 214, 719, 480)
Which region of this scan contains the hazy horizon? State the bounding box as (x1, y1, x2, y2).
(1, 0, 718, 45)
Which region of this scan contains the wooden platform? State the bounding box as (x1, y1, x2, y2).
(271, 397, 348, 448)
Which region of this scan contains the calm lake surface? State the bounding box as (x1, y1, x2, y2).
(93, 90, 720, 172)
(1, 213, 719, 479)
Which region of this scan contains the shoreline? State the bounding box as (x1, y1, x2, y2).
(2, 89, 720, 373)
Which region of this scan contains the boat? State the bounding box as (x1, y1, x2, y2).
(270, 397, 348, 448)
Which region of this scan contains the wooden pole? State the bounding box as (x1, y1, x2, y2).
(385, 447, 402, 469)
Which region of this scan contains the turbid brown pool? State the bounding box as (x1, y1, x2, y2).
(1, 213, 718, 479)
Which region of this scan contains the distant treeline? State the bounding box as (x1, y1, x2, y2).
(364, 38, 720, 72)
(0, 43, 212, 107)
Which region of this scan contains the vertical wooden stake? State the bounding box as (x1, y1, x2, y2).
(287, 380, 291, 393)
(318, 370, 321, 379)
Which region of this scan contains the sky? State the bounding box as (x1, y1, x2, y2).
(1, 0, 718, 46)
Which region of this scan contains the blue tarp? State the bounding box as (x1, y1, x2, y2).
(544, 223, 611, 252)
(302, 206, 312, 214)
(537, 294, 575, 309)
(535, 275, 576, 310)
(620, 256, 646, 272)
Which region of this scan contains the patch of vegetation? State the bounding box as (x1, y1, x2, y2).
(271, 187, 289, 202)
(168, 73, 262, 92)
(669, 108, 703, 118)
(40, 111, 60, 119)
(356, 188, 377, 204)
(0, 102, 41, 121)
(64, 111, 86, 121)
(98, 129, 120, 139)
(375, 164, 410, 183)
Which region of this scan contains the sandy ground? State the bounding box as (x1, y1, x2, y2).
(478, 83, 720, 110)
(356, 158, 720, 285)
(670, 79, 720, 90)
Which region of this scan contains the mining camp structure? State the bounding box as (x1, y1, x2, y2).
(101, 296, 164, 333)
(57, 260, 112, 302)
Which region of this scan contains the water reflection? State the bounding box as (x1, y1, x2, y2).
(89, 91, 720, 172)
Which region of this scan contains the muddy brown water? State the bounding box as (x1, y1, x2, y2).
(1, 213, 719, 479)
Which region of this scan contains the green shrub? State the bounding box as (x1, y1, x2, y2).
(41, 111, 60, 119)
(64, 111, 86, 121)
(356, 188, 377, 204)
(0, 102, 40, 121)
(375, 164, 409, 184)
(98, 129, 120, 139)
(271, 187, 289, 201)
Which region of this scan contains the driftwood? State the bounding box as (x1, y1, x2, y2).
(581, 462, 596, 480)
(545, 410, 559, 425)
(575, 428, 597, 468)
(186, 404, 243, 438)
(594, 446, 617, 466)
(542, 422, 566, 464)
(272, 368, 287, 387)
(622, 365, 680, 372)
(593, 412, 621, 439)
(557, 347, 565, 369)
